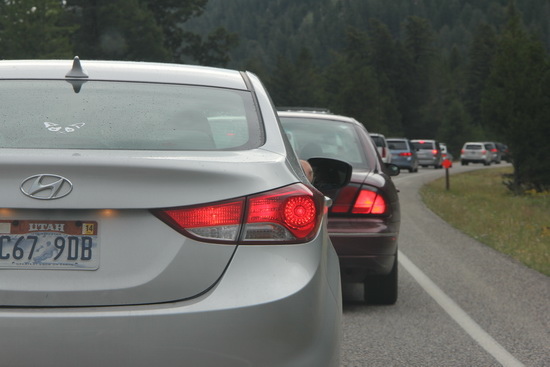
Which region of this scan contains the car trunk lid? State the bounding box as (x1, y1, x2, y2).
(0, 149, 294, 307)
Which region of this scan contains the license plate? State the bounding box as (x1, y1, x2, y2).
(0, 220, 99, 270)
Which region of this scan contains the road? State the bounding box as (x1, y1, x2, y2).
(340, 163, 550, 367)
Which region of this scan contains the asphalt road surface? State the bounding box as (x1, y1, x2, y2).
(340, 163, 549, 367)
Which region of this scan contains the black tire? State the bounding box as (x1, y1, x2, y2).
(461, 160, 468, 166)
(364, 256, 398, 305)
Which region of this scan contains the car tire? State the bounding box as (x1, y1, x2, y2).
(364, 256, 398, 305)
(461, 160, 468, 165)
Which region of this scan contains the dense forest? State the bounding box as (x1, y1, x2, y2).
(0, 0, 548, 192)
(187, 0, 550, 192)
(189, 0, 549, 70)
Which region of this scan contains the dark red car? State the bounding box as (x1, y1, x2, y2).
(279, 110, 401, 304)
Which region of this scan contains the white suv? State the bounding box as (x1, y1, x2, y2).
(460, 142, 492, 165)
(370, 133, 392, 164)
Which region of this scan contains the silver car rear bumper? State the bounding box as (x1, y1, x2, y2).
(0, 237, 342, 367)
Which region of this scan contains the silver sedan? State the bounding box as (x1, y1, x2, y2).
(0, 58, 342, 366)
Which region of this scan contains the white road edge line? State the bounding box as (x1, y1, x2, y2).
(398, 250, 525, 367)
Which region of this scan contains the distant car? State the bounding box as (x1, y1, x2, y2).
(460, 142, 492, 165)
(440, 143, 453, 167)
(0, 58, 343, 366)
(485, 142, 501, 164)
(370, 133, 392, 164)
(410, 139, 443, 168)
(279, 110, 401, 305)
(495, 142, 511, 162)
(387, 138, 419, 172)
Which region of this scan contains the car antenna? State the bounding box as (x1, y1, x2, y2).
(65, 56, 88, 93)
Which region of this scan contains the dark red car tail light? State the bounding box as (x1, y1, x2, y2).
(399, 152, 412, 157)
(331, 185, 360, 213)
(331, 184, 388, 215)
(432, 149, 439, 156)
(352, 190, 387, 214)
(152, 184, 324, 244)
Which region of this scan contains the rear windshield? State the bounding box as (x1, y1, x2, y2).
(280, 117, 374, 169)
(387, 140, 408, 150)
(412, 141, 435, 150)
(0, 80, 263, 150)
(465, 144, 483, 150)
(370, 135, 386, 147)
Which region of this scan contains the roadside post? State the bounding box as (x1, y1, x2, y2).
(442, 159, 452, 190)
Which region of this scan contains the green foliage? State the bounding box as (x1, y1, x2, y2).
(0, 0, 237, 66)
(481, 2, 550, 192)
(438, 99, 474, 159)
(421, 167, 550, 276)
(465, 23, 498, 125)
(67, 0, 170, 61)
(66, 0, 237, 65)
(0, 0, 75, 59)
(267, 48, 323, 108)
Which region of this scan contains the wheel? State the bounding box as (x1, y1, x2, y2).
(364, 256, 398, 305)
(461, 160, 468, 166)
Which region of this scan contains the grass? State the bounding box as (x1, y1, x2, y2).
(420, 166, 550, 276)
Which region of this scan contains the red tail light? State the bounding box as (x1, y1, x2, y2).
(399, 152, 412, 157)
(482, 150, 487, 154)
(381, 147, 387, 158)
(461, 149, 465, 154)
(491, 148, 497, 152)
(331, 184, 388, 215)
(353, 190, 387, 214)
(432, 149, 439, 156)
(152, 184, 323, 244)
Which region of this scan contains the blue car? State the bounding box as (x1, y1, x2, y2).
(387, 138, 419, 173)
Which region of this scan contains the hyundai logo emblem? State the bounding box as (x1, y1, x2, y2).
(20, 174, 73, 200)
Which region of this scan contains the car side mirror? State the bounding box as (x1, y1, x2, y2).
(308, 157, 352, 190)
(385, 163, 400, 176)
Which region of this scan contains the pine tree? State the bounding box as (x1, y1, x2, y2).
(465, 23, 497, 126)
(66, 0, 237, 65)
(0, 0, 74, 59)
(482, 1, 550, 193)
